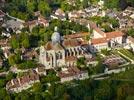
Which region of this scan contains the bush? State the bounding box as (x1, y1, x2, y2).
(18, 60, 37, 69)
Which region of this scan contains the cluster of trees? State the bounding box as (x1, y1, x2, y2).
(4, 0, 90, 20)
(5, 0, 51, 20)
(89, 16, 119, 32)
(10, 33, 30, 49)
(104, 0, 134, 10)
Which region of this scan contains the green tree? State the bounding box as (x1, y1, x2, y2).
(111, 19, 119, 28)
(6, 71, 16, 81)
(127, 28, 134, 37)
(27, 1, 36, 13)
(38, 1, 51, 17)
(10, 36, 19, 49)
(8, 54, 17, 66)
(20, 33, 30, 48)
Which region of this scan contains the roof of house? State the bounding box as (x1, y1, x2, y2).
(58, 67, 80, 78)
(45, 38, 84, 51)
(2, 20, 23, 29)
(91, 38, 108, 45)
(38, 15, 49, 23)
(24, 20, 37, 26)
(63, 39, 82, 47)
(55, 9, 65, 16)
(45, 42, 63, 51)
(65, 56, 77, 62)
(0, 10, 5, 17)
(64, 32, 90, 39)
(6, 70, 39, 90)
(0, 39, 10, 47)
(106, 31, 124, 39)
(128, 36, 134, 43)
(58, 66, 88, 78)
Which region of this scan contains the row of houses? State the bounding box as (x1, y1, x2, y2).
(6, 70, 40, 93)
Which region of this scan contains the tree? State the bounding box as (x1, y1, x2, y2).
(38, 1, 51, 17)
(32, 82, 43, 92)
(15, 91, 32, 100)
(20, 33, 30, 48)
(77, 57, 86, 69)
(127, 28, 134, 37)
(10, 36, 19, 49)
(94, 80, 112, 100)
(8, 54, 16, 66)
(82, 0, 89, 8)
(104, 0, 120, 9)
(111, 19, 119, 28)
(6, 71, 16, 81)
(61, 1, 74, 11)
(27, 1, 36, 13)
(102, 24, 113, 32)
(0, 79, 6, 88)
(8, 53, 21, 66)
(0, 88, 10, 100)
(63, 93, 71, 100)
(21, 38, 30, 48)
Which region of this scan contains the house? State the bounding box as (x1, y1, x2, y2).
(57, 67, 89, 83)
(34, 11, 41, 17)
(2, 20, 24, 33)
(0, 39, 10, 50)
(0, 0, 5, 7)
(25, 16, 49, 32)
(88, 22, 124, 52)
(38, 16, 49, 27)
(67, 0, 77, 6)
(84, 6, 105, 17)
(51, 9, 66, 21)
(22, 49, 38, 60)
(98, 0, 104, 7)
(127, 36, 134, 51)
(68, 10, 87, 19)
(6, 70, 40, 93)
(24, 20, 38, 32)
(0, 10, 5, 21)
(35, 67, 46, 76)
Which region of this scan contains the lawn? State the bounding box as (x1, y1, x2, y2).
(118, 49, 134, 60)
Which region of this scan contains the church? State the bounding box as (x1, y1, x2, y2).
(39, 23, 125, 69)
(39, 27, 91, 69)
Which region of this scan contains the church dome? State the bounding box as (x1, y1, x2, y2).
(51, 27, 61, 44)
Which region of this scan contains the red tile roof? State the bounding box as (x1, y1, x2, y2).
(6, 70, 39, 90)
(63, 39, 82, 47)
(45, 38, 85, 50)
(91, 38, 108, 45)
(24, 20, 37, 26)
(65, 56, 77, 62)
(64, 32, 90, 39)
(58, 67, 80, 78)
(106, 31, 124, 39)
